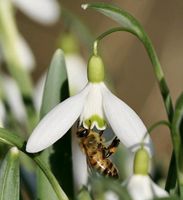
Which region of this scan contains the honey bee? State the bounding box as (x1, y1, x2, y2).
(77, 126, 120, 178)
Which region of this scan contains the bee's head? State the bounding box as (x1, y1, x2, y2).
(77, 127, 89, 138)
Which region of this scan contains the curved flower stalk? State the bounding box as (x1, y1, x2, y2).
(26, 54, 152, 154)
(12, 0, 60, 25)
(124, 148, 169, 200)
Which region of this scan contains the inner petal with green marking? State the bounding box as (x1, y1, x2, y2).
(83, 115, 106, 130)
(79, 82, 106, 130)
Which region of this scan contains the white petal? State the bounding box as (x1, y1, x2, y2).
(72, 132, 88, 191)
(65, 54, 87, 95)
(3, 76, 27, 123)
(1, 37, 35, 71)
(104, 191, 119, 200)
(80, 83, 106, 130)
(124, 175, 168, 200)
(102, 84, 153, 154)
(16, 35, 35, 71)
(13, 0, 60, 25)
(0, 45, 3, 64)
(26, 84, 90, 153)
(151, 181, 169, 198)
(0, 101, 6, 127)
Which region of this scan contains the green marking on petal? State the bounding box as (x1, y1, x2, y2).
(84, 115, 106, 129)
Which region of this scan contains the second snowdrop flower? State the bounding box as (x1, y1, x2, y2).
(124, 148, 169, 200)
(26, 54, 152, 153)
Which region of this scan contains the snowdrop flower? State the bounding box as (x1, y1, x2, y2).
(0, 0, 35, 71)
(124, 148, 169, 200)
(26, 54, 152, 154)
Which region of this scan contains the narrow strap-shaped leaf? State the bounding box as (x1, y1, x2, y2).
(0, 127, 69, 200)
(38, 49, 73, 199)
(0, 147, 20, 200)
(171, 92, 183, 196)
(40, 49, 68, 117)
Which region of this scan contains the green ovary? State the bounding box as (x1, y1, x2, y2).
(84, 115, 106, 129)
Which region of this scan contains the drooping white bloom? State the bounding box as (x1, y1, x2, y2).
(2, 76, 27, 123)
(0, 35, 35, 72)
(123, 147, 168, 200)
(26, 55, 152, 154)
(0, 0, 35, 71)
(12, 0, 60, 25)
(125, 175, 168, 200)
(16, 35, 35, 71)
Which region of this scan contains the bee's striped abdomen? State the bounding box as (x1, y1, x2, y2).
(88, 152, 119, 178)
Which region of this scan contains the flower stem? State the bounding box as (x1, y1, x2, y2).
(93, 26, 174, 121)
(33, 155, 69, 200)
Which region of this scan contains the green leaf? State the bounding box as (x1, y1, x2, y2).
(0, 127, 68, 200)
(40, 49, 68, 118)
(0, 127, 25, 149)
(171, 92, 183, 196)
(37, 49, 73, 199)
(0, 147, 20, 200)
(82, 3, 143, 38)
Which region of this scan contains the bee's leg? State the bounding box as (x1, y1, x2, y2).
(99, 130, 104, 136)
(104, 137, 120, 158)
(76, 120, 80, 128)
